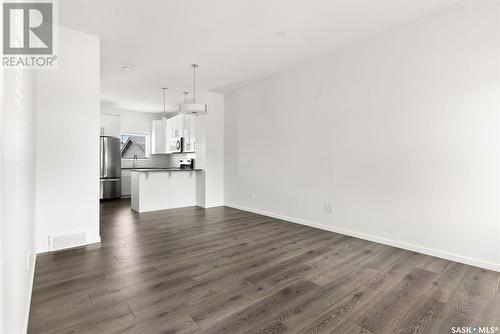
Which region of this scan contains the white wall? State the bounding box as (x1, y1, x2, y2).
(197, 91, 224, 208)
(224, 1, 500, 271)
(1, 69, 37, 333)
(36, 27, 101, 253)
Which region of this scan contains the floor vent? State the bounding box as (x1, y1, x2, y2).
(49, 231, 87, 251)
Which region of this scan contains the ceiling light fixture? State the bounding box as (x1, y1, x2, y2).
(275, 31, 286, 38)
(121, 64, 133, 71)
(180, 64, 207, 116)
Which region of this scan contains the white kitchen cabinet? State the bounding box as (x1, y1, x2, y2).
(131, 170, 198, 212)
(151, 119, 167, 154)
(165, 116, 179, 153)
(169, 115, 183, 139)
(121, 169, 131, 196)
(165, 118, 173, 144)
(169, 171, 197, 208)
(100, 114, 120, 137)
(183, 115, 197, 152)
(151, 115, 195, 154)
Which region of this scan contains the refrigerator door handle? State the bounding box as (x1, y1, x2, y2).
(100, 137, 104, 178)
(102, 138, 109, 177)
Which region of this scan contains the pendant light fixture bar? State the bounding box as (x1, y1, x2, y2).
(192, 64, 197, 104)
(160, 87, 180, 113)
(162, 88, 167, 113)
(180, 64, 207, 115)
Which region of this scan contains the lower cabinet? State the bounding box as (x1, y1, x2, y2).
(169, 171, 197, 208)
(121, 170, 131, 196)
(131, 171, 197, 213)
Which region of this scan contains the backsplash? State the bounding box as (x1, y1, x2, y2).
(121, 154, 171, 168)
(169, 153, 197, 168)
(121, 153, 197, 169)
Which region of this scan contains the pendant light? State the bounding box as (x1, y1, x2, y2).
(162, 88, 168, 113)
(180, 64, 207, 115)
(161, 87, 180, 115)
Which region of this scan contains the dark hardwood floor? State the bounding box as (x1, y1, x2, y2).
(29, 199, 500, 333)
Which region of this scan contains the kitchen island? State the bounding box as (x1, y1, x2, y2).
(130, 168, 202, 213)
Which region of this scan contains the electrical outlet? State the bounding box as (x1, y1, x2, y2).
(323, 202, 333, 214)
(251, 192, 256, 199)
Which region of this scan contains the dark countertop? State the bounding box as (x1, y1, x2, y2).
(122, 167, 163, 170)
(129, 168, 202, 172)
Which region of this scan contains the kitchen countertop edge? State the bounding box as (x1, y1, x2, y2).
(129, 168, 203, 173)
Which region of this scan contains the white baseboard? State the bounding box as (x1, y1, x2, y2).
(51, 236, 101, 253)
(23, 253, 36, 334)
(202, 203, 225, 209)
(37, 235, 101, 254)
(225, 203, 500, 273)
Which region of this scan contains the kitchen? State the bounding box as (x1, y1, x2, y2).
(99, 71, 216, 212)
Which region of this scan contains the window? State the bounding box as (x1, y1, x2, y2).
(120, 133, 149, 159)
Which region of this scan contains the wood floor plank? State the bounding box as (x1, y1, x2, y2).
(293, 270, 396, 333)
(431, 266, 500, 333)
(28, 199, 500, 334)
(242, 319, 289, 334)
(353, 268, 437, 333)
(393, 291, 445, 334)
(199, 280, 320, 334)
(474, 287, 500, 328)
(278, 267, 378, 329)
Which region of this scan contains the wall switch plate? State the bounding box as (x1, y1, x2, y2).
(323, 202, 333, 214)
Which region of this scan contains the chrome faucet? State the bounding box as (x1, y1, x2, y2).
(133, 154, 138, 168)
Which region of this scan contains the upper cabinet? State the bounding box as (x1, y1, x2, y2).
(183, 115, 197, 153)
(101, 114, 120, 137)
(171, 116, 182, 139)
(151, 115, 197, 154)
(151, 119, 167, 154)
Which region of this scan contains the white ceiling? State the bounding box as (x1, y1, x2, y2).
(58, 0, 453, 113)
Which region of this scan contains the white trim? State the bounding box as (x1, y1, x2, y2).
(37, 236, 101, 254)
(225, 203, 500, 273)
(52, 236, 101, 252)
(202, 203, 224, 209)
(23, 253, 36, 334)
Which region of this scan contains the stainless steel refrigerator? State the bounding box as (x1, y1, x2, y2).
(100, 136, 121, 199)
